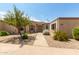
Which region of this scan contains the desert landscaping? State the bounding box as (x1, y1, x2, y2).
(0, 34, 36, 45)
(45, 35, 79, 50)
(1, 33, 79, 55)
(1, 4, 79, 55)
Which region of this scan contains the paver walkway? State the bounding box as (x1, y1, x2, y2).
(33, 33, 48, 47)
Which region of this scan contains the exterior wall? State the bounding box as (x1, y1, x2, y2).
(49, 19, 59, 36)
(3, 23, 18, 34)
(26, 21, 47, 33)
(44, 23, 50, 30)
(50, 18, 79, 37)
(29, 23, 37, 33)
(0, 21, 18, 34)
(0, 21, 4, 30)
(25, 25, 29, 33)
(50, 20, 59, 32)
(0, 21, 47, 34)
(59, 18, 79, 37)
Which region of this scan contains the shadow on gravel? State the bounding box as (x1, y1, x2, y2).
(0, 35, 36, 47)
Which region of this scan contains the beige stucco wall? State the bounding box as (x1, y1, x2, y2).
(50, 18, 79, 37)
(0, 21, 4, 30)
(0, 21, 18, 34)
(0, 21, 49, 34)
(50, 20, 59, 32)
(26, 25, 29, 32)
(49, 19, 59, 36)
(26, 21, 47, 33)
(59, 18, 79, 37)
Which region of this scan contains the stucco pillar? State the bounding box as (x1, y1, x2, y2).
(43, 24, 45, 30)
(26, 25, 29, 32)
(34, 24, 37, 32)
(49, 23, 52, 31)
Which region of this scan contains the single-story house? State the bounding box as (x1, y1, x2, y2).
(0, 20, 49, 34)
(50, 17, 79, 37)
(25, 21, 49, 33)
(1, 17, 79, 37)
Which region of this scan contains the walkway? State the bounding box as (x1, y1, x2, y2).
(1, 33, 79, 55)
(33, 33, 48, 47)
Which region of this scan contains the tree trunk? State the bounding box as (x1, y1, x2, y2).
(17, 28, 23, 43)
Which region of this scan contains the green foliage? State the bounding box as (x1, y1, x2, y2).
(22, 33, 28, 39)
(72, 27, 79, 40)
(53, 31, 69, 41)
(0, 31, 10, 36)
(3, 5, 31, 32)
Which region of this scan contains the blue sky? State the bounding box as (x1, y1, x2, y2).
(0, 3, 79, 22)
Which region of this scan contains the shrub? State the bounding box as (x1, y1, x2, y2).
(72, 27, 79, 40)
(53, 31, 69, 41)
(43, 29, 50, 35)
(22, 32, 28, 39)
(0, 31, 10, 36)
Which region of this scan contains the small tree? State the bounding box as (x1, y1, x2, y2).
(3, 5, 31, 43)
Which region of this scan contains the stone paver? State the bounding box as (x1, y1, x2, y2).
(33, 33, 48, 47)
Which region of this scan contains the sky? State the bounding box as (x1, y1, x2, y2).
(0, 3, 79, 22)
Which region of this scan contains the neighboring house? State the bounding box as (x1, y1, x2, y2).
(50, 17, 79, 37)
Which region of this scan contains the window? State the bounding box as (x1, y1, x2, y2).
(46, 25, 49, 29)
(51, 23, 56, 30)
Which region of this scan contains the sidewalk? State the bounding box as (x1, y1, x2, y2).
(33, 33, 48, 47)
(0, 43, 79, 55)
(0, 33, 79, 55)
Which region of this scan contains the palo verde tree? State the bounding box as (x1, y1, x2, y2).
(3, 5, 31, 43)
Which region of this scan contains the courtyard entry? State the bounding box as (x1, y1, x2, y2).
(29, 25, 36, 33)
(37, 25, 43, 32)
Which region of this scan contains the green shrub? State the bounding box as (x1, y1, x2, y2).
(53, 31, 69, 41)
(72, 27, 79, 40)
(22, 32, 28, 39)
(0, 31, 10, 36)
